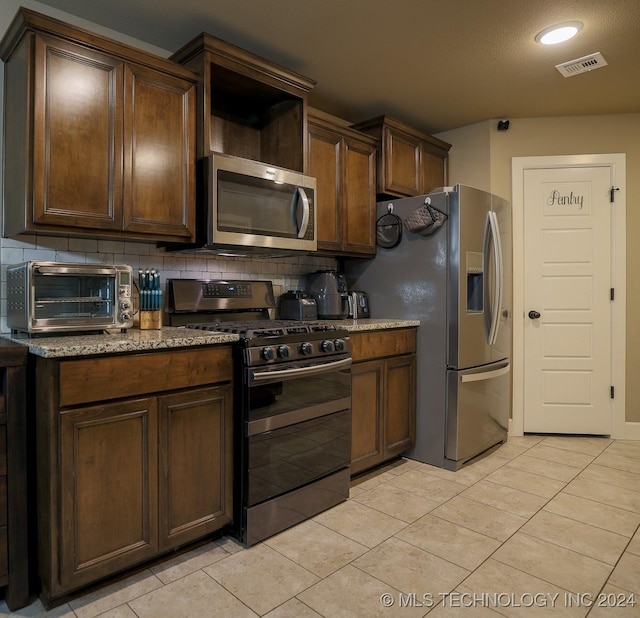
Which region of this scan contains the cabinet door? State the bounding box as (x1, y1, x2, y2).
(123, 63, 196, 241)
(307, 123, 342, 253)
(342, 137, 376, 255)
(350, 360, 384, 475)
(158, 385, 233, 550)
(59, 398, 158, 590)
(385, 354, 416, 457)
(420, 146, 447, 195)
(32, 34, 124, 231)
(382, 126, 421, 197)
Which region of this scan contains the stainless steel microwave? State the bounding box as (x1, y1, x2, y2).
(6, 262, 134, 334)
(169, 154, 317, 257)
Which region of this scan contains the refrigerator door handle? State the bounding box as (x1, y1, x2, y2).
(459, 362, 510, 383)
(483, 211, 504, 346)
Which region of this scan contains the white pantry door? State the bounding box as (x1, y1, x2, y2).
(523, 165, 612, 434)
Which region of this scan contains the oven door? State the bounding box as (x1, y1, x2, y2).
(30, 264, 118, 331)
(243, 357, 352, 507)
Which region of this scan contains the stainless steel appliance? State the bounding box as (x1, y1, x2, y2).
(166, 153, 317, 257)
(166, 279, 351, 546)
(6, 261, 134, 334)
(278, 290, 318, 320)
(305, 270, 349, 319)
(347, 291, 370, 319)
(346, 185, 511, 470)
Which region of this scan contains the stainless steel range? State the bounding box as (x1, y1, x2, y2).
(167, 279, 352, 546)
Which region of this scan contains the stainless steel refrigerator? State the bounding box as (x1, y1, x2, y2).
(345, 184, 512, 470)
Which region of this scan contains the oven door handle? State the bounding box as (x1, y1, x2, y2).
(251, 357, 352, 382)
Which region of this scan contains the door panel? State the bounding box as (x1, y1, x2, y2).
(33, 34, 123, 230)
(343, 137, 376, 254)
(158, 385, 233, 550)
(123, 63, 195, 240)
(523, 166, 611, 434)
(385, 354, 416, 456)
(350, 360, 383, 474)
(449, 185, 494, 369)
(446, 361, 510, 465)
(59, 398, 158, 589)
(307, 124, 342, 252)
(384, 128, 420, 196)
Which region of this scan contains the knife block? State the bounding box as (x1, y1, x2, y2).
(139, 310, 162, 330)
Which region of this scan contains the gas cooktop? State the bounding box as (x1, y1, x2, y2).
(185, 319, 342, 339)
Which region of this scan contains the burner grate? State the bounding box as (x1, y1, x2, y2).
(185, 319, 342, 339)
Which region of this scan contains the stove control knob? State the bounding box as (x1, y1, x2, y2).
(277, 345, 290, 358)
(334, 338, 346, 352)
(262, 346, 275, 360)
(320, 340, 334, 353)
(300, 342, 313, 355)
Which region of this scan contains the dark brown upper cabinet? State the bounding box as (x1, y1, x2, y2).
(170, 33, 315, 172)
(351, 115, 452, 198)
(0, 8, 197, 242)
(307, 108, 377, 256)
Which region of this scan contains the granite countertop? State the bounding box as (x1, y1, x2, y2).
(321, 318, 420, 332)
(3, 327, 239, 359)
(2, 319, 419, 359)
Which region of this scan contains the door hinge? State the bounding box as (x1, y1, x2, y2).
(611, 386, 615, 399)
(610, 186, 619, 203)
(610, 288, 615, 301)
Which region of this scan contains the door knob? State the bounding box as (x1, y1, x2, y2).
(528, 310, 541, 320)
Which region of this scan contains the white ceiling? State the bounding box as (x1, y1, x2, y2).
(33, 0, 640, 134)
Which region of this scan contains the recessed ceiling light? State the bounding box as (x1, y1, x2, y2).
(535, 21, 583, 45)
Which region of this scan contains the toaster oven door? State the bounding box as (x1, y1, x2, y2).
(31, 265, 117, 330)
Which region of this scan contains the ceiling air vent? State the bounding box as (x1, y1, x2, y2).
(556, 52, 608, 77)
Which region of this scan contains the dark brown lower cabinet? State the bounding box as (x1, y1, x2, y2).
(158, 387, 233, 550)
(350, 329, 417, 475)
(35, 347, 233, 605)
(59, 398, 159, 591)
(0, 340, 29, 610)
(351, 360, 384, 473)
(385, 354, 417, 457)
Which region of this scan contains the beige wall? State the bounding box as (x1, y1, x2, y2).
(438, 114, 640, 423)
(441, 121, 492, 193)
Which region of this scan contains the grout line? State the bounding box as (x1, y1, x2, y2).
(585, 519, 640, 617)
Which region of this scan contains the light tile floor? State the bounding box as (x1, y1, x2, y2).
(2, 435, 640, 617)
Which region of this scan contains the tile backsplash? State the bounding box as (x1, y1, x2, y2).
(0, 234, 337, 333)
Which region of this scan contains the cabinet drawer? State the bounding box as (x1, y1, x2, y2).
(59, 347, 233, 407)
(350, 329, 417, 362)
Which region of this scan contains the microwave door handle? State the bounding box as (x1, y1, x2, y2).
(292, 187, 311, 239)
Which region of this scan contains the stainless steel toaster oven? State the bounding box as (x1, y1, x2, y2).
(6, 261, 134, 334)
